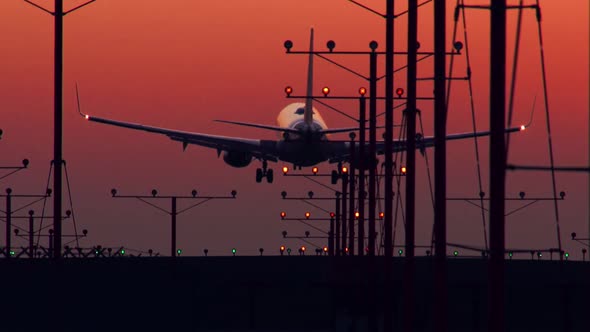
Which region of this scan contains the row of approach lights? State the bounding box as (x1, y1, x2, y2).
(279, 245, 329, 256)
(392, 249, 574, 260)
(284, 86, 405, 98)
(280, 210, 386, 220)
(282, 165, 345, 175)
(199, 247, 328, 256)
(183, 247, 577, 259)
(110, 189, 237, 198)
(284, 38, 463, 54)
(281, 165, 407, 176)
(5, 247, 576, 259)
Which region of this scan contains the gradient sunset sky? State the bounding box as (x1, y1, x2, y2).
(0, 0, 588, 257)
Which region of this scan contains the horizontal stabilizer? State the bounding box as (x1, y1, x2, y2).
(320, 127, 360, 135)
(320, 125, 386, 135)
(214, 120, 301, 134)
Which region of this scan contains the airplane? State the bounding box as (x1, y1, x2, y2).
(79, 28, 526, 183)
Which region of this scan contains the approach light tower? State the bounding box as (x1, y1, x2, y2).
(23, 0, 96, 259)
(110, 188, 237, 257)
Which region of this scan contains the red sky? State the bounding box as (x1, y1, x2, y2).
(0, 0, 588, 258)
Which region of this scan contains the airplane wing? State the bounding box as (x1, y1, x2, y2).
(84, 114, 279, 161)
(384, 125, 527, 155)
(328, 125, 526, 163)
(213, 120, 301, 135)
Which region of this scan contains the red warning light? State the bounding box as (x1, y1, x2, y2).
(305, 212, 311, 219)
(401, 166, 407, 174)
(84, 114, 90, 120)
(282, 166, 289, 174)
(355, 211, 360, 219)
(301, 246, 306, 252)
(330, 212, 336, 218)
(322, 87, 330, 97)
(341, 166, 348, 174)
(312, 167, 319, 174)
(396, 88, 404, 97)
(379, 212, 384, 219)
(344, 247, 349, 253)
(280, 246, 285, 252)
(280, 211, 287, 219)
(359, 87, 367, 96)
(323, 246, 328, 252)
(285, 86, 293, 96)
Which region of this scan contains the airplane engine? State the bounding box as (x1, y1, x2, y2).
(222, 151, 252, 168)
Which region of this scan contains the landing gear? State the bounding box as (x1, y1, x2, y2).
(255, 160, 274, 183)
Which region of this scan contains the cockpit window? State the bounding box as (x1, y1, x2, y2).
(295, 107, 314, 115)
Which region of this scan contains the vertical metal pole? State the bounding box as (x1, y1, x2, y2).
(335, 193, 341, 255)
(5, 189, 12, 258)
(368, 48, 378, 256)
(434, 0, 447, 331)
(384, 3, 395, 331)
(342, 172, 349, 254)
(404, 1, 418, 331)
(171, 197, 177, 257)
(358, 96, 366, 256)
(29, 210, 35, 258)
(329, 217, 335, 256)
(384, 0, 395, 258)
(53, 0, 64, 260)
(349, 134, 356, 256)
(489, 1, 507, 331)
(371, 34, 383, 329)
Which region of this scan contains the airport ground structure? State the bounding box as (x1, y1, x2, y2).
(1, 256, 588, 331)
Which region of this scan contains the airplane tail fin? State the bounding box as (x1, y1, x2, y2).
(525, 94, 536, 128)
(75, 82, 89, 119)
(304, 28, 314, 127)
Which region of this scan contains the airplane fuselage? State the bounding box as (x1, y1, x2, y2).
(277, 102, 328, 132)
(274, 102, 342, 167)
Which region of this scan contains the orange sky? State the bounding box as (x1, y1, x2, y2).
(0, 0, 588, 257)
